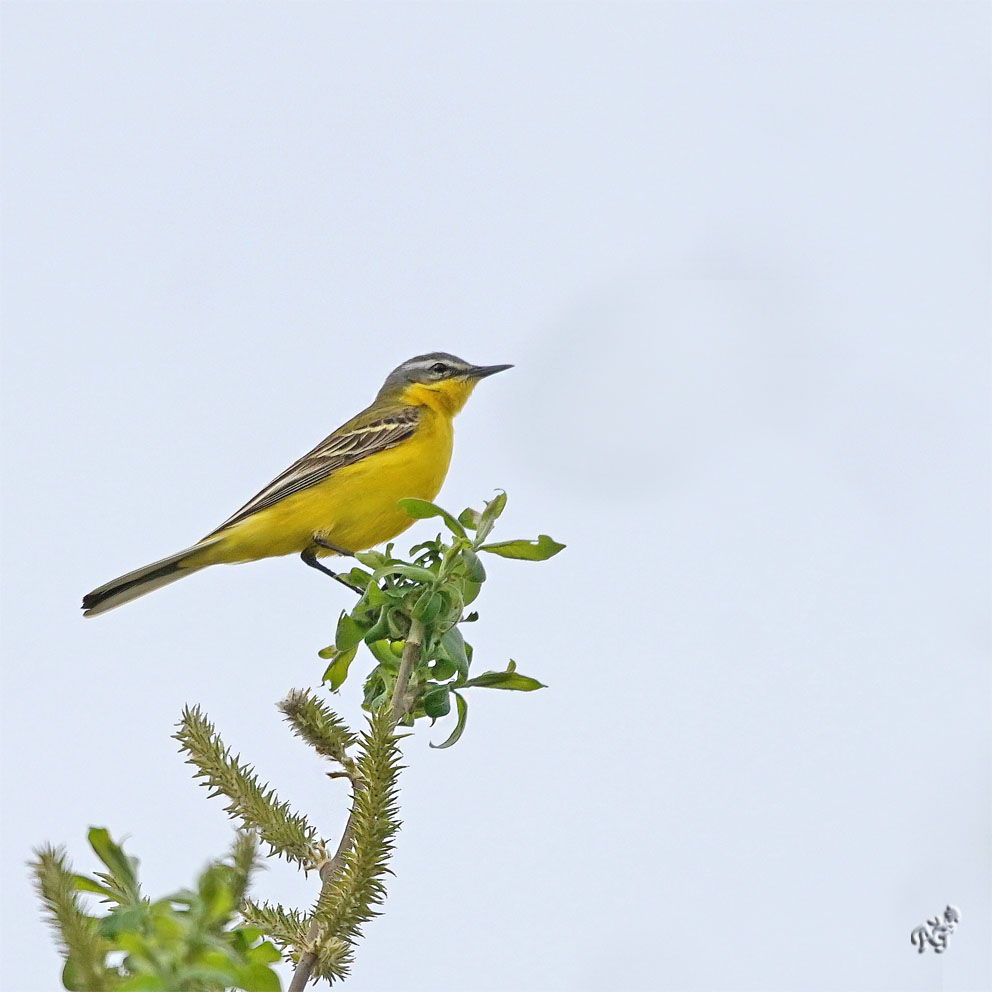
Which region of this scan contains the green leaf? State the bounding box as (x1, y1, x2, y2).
(343, 567, 373, 589)
(234, 926, 263, 948)
(422, 684, 451, 720)
(457, 507, 481, 530)
(410, 537, 441, 555)
(233, 963, 282, 992)
(367, 639, 400, 668)
(115, 930, 151, 957)
(385, 607, 410, 640)
(198, 864, 235, 923)
(434, 586, 460, 624)
(245, 940, 282, 965)
(175, 968, 241, 987)
(461, 550, 486, 582)
(357, 579, 388, 610)
(335, 612, 367, 651)
(195, 948, 237, 968)
(117, 976, 165, 992)
(430, 691, 468, 749)
(353, 549, 387, 568)
(97, 905, 146, 938)
(479, 534, 565, 561)
(61, 959, 90, 992)
(412, 589, 443, 623)
(71, 874, 116, 899)
(438, 627, 470, 680)
(397, 497, 467, 538)
(462, 670, 546, 691)
(476, 490, 507, 542)
(363, 604, 393, 643)
(373, 562, 437, 584)
(429, 657, 457, 681)
(363, 671, 387, 710)
(149, 908, 182, 943)
(87, 828, 140, 903)
(322, 645, 358, 690)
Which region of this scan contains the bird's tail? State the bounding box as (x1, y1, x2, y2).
(82, 540, 220, 618)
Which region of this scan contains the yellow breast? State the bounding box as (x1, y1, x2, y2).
(207, 410, 453, 563)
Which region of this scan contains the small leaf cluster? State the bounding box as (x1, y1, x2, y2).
(31, 828, 281, 992)
(319, 492, 564, 747)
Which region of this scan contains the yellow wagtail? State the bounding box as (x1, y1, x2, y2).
(82, 353, 511, 617)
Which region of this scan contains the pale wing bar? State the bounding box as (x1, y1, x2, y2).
(209, 409, 420, 534)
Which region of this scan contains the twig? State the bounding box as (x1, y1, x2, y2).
(288, 619, 425, 991)
(388, 618, 424, 726)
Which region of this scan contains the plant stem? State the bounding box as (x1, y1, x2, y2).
(288, 619, 425, 991)
(388, 618, 424, 725)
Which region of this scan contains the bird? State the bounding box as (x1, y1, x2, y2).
(81, 352, 512, 617)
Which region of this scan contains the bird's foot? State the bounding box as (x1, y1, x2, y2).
(300, 548, 363, 595)
(312, 537, 356, 557)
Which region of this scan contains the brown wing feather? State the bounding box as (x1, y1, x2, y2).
(208, 407, 420, 535)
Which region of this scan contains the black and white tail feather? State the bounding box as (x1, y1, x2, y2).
(81, 542, 217, 617)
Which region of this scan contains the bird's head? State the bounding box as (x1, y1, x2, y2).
(378, 352, 513, 415)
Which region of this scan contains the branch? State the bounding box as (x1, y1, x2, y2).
(288, 618, 424, 991)
(389, 618, 424, 725)
(279, 689, 358, 772)
(228, 829, 258, 906)
(311, 706, 402, 942)
(175, 705, 324, 870)
(241, 898, 310, 956)
(31, 846, 110, 992)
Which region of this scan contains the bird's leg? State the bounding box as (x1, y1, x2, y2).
(312, 537, 355, 557)
(300, 547, 363, 595)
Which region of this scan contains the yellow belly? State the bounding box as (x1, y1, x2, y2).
(201, 412, 453, 564)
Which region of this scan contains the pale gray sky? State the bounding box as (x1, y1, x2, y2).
(1, 2, 989, 990)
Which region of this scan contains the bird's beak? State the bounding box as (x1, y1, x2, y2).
(467, 363, 513, 379)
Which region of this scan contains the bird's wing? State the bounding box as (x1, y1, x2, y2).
(208, 405, 421, 534)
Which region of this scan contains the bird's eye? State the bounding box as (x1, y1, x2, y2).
(430, 362, 449, 375)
